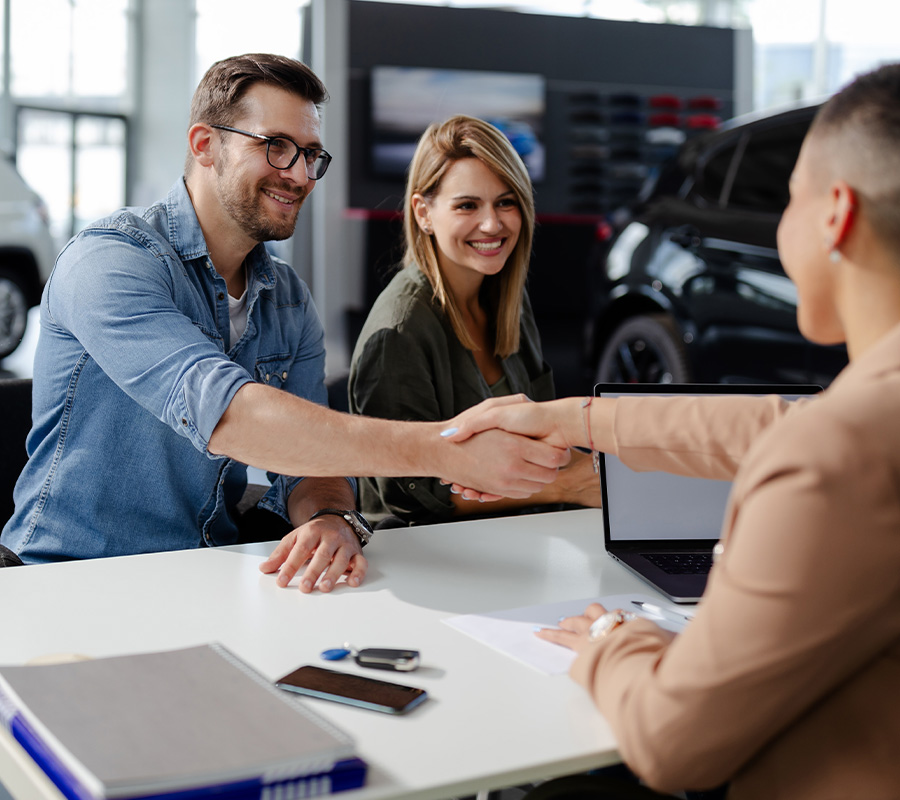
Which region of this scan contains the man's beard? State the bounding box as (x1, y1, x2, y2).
(216, 165, 307, 242)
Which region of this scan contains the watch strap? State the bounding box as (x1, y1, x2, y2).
(309, 508, 372, 547)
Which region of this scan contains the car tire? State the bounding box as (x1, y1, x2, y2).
(0, 267, 29, 359)
(596, 314, 692, 384)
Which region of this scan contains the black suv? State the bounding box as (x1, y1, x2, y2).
(585, 102, 848, 387)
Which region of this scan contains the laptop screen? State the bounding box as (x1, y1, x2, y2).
(596, 385, 820, 545)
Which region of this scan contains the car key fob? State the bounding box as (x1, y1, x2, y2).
(354, 647, 420, 672)
(320, 644, 420, 671)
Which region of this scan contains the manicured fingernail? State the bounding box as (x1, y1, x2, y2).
(558, 615, 567, 623)
(450, 487, 460, 494)
(348, 576, 360, 586)
(532, 625, 544, 632)
(301, 579, 313, 592)
(320, 579, 332, 592)
(440, 427, 458, 437)
(478, 497, 485, 503)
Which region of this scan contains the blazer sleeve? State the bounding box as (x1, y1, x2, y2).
(570, 401, 900, 792)
(612, 394, 798, 480)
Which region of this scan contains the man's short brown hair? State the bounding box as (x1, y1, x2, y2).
(185, 53, 328, 173)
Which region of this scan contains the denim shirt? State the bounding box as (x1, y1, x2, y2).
(3, 179, 350, 563)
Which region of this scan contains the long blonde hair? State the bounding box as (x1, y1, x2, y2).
(402, 115, 535, 357)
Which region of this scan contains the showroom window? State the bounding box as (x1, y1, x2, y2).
(6, 0, 129, 247)
(195, 0, 306, 82)
(16, 109, 127, 242)
(10, 0, 127, 99)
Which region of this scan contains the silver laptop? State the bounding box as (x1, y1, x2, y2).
(596, 383, 820, 604)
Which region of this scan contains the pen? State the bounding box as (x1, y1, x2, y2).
(631, 600, 694, 625)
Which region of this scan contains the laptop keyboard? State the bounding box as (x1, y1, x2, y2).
(646, 552, 713, 575)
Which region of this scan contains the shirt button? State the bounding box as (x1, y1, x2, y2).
(282, 371, 288, 380)
(217, 291, 225, 301)
(265, 373, 270, 382)
(408, 482, 416, 490)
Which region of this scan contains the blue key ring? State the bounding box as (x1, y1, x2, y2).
(320, 647, 352, 661)
(320, 643, 359, 662)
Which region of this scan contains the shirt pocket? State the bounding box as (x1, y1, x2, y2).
(255, 355, 293, 389)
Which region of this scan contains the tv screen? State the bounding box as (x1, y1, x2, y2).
(370, 65, 546, 181)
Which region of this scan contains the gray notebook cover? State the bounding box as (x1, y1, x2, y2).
(0, 643, 356, 798)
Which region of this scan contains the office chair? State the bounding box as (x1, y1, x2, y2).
(521, 774, 681, 800)
(325, 370, 350, 414)
(522, 774, 726, 800)
(0, 377, 31, 566)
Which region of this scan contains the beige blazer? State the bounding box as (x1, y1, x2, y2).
(572, 323, 900, 799)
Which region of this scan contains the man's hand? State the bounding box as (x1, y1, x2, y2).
(440, 425, 570, 500)
(438, 397, 576, 502)
(259, 514, 367, 592)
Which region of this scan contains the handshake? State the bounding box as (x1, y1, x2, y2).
(436, 394, 614, 503)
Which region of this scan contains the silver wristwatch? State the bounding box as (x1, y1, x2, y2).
(588, 610, 636, 641)
(309, 508, 373, 547)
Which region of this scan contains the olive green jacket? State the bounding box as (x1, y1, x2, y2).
(349, 265, 554, 524)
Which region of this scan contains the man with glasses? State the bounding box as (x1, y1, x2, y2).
(1, 54, 564, 585)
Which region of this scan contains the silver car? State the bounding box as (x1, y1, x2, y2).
(0, 154, 56, 359)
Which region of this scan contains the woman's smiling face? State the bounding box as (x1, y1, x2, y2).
(415, 157, 522, 287)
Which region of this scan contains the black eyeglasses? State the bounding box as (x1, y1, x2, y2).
(211, 125, 332, 180)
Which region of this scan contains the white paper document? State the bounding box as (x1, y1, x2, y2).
(444, 593, 695, 675)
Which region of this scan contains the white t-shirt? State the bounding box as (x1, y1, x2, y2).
(228, 285, 248, 349)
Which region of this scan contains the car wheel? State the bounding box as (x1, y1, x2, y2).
(0, 268, 29, 359)
(596, 314, 691, 384)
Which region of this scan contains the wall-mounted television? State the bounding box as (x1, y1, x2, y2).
(370, 65, 546, 181)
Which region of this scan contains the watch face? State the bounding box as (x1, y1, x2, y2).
(349, 509, 374, 534)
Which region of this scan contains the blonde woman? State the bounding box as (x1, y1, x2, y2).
(349, 115, 601, 524)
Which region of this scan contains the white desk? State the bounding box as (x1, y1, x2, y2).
(0, 508, 661, 800)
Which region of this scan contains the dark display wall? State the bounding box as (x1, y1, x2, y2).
(345, 2, 740, 394)
(348, 1, 737, 217)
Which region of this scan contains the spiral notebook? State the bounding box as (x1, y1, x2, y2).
(0, 643, 366, 800)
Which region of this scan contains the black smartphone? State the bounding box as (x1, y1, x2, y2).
(275, 665, 428, 714)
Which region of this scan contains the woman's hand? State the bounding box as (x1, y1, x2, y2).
(535, 603, 608, 656)
(441, 395, 578, 449)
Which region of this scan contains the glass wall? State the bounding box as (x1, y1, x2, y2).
(751, 0, 900, 109)
(195, 0, 306, 83)
(8, 0, 129, 249)
(11, 0, 127, 100)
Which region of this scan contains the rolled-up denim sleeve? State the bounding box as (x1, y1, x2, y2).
(255, 284, 357, 522)
(46, 226, 251, 455)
